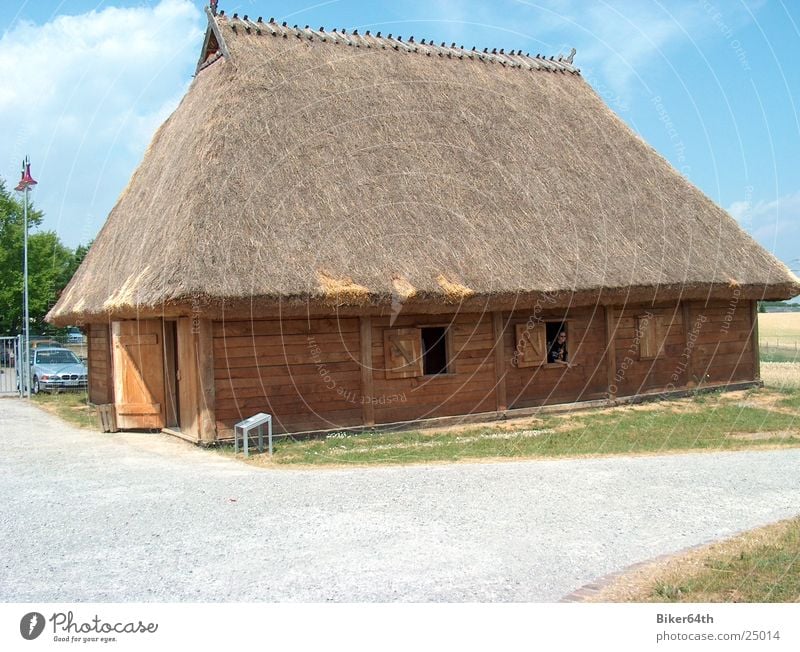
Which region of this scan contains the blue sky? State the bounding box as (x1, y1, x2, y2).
(1, 0, 798, 276)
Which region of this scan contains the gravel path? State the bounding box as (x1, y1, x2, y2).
(1, 398, 799, 602)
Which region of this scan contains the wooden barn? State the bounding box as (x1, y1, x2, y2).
(47, 7, 800, 444)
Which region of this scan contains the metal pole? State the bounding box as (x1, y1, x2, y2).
(23, 186, 30, 399)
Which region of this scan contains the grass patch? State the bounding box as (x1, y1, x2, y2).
(235, 391, 800, 467)
(760, 347, 799, 363)
(31, 391, 95, 429)
(777, 393, 800, 411)
(586, 517, 800, 602)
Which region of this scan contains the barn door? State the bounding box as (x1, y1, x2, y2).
(112, 320, 166, 430)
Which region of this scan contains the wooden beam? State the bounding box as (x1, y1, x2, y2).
(177, 318, 199, 439)
(359, 316, 375, 426)
(195, 319, 217, 443)
(604, 306, 617, 399)
(681, 300, 695, 386)
(106, 321, 115, 403)
(492, 311, 508, 411)
(750, 300, 761, 381)
(110, 321, 123, 410)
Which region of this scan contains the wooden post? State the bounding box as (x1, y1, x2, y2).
(750, 300, 761, 381)
(177, 318, 199, 440)
(681, 300, 695, 386)
(195, 319, 217, 443)
(359, 316, 375, 426)
(492, 311, 508, 412)
(605, 306, 617, 400)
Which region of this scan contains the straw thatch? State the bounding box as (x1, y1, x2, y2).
(48, 11, 800, 325)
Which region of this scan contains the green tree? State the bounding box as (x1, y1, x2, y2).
(0, 179, 85, 335)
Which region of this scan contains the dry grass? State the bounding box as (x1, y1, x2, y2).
(759, 313, 800, 363)
(761, 362, 800, 389)
(32, 391, 96, 429)
(582, 517, 800, 603)
(317, 270, 370, 305)
(759, 312, 800, 343)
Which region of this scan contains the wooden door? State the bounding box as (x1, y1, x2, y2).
(112, 320, 166, 430)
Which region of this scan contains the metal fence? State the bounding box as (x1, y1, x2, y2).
(0, 336, 21, 396)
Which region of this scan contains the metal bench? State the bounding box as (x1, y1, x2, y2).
(234, 412, 273, 457)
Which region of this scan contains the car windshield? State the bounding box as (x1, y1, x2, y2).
(36, 350, 80, 365)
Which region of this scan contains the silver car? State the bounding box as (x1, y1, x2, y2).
(29, 347, 88, 394)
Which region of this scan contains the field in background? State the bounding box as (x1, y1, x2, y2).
(759, 312, 800, 363)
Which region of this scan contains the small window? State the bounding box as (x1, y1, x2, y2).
(421, 327, 448, 375)
(546, 322, 568, 364)
(515, 320, 569, 367)
(515, 322, 546, 367)
(637, 313, 664, 359)
(384, 328, 423, 379)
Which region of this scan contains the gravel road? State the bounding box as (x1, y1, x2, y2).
(1, 398, 799, 602)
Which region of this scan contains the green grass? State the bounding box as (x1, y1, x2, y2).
(760, 347, 799, 363)
(236, 389, 800, 466)
(31, 390, 95, 429)
(778, 392, 800, 410)
(646, 518, 800, 602)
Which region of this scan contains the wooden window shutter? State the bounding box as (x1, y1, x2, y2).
(384, 328, 423, 379)
(637, 314, 664, 359)
(515, 323, 547, 368)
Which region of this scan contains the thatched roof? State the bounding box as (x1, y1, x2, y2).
(48, 10, 799, 324)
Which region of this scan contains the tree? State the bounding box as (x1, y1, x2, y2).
(0, 179, 86, 335)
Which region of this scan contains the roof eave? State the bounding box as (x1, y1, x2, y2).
(46, 281, 800, 326)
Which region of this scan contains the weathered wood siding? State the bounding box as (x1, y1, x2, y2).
(370, 312, 497, 424)
(688, 298, 755, 385)
(611, 302, 688, 396)
(213, 318, 363, 436)
(503, 306, 610, 408)
(87, 323, 112, 405)
(211, 299, 758, 438)
(609, 299, 755, 396)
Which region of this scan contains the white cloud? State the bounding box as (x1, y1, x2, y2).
(727, 192, 800, 269)
(0, 0, 203, 246)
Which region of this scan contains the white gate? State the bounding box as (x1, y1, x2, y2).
(0, 336, 21, 396)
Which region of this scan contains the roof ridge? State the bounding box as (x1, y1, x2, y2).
(207, 9, 580, 75)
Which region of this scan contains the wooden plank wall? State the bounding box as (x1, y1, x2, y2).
(370, 312, 497, 424)
(211, 300, 758, 438)
(87, 323, 112, 405)
(503, 306, 609, 408)
(213, 317, 363, 436)
(612, 302, 687, 396)
(688, 298, 755, 385)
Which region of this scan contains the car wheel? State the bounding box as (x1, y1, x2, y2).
(32, 377, 40, 395)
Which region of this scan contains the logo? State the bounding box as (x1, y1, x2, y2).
(20, 612, 45, 640)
